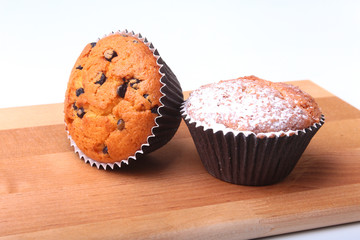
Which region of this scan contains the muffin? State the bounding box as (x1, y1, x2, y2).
(64, 30, 183, 169)
(182, 76, 324, 186)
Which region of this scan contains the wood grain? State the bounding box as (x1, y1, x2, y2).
(0, 81, 359, 239)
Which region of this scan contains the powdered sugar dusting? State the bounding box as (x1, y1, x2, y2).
(184, 78, 311, 134)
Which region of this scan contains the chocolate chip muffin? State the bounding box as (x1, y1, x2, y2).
(65, 31, 183, 167)
(182, 76, 324, 185)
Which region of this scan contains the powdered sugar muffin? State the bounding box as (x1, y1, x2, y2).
(182, 76, 324, 185)
(65, 31, 183, 169)
(185, 75, 322, 136)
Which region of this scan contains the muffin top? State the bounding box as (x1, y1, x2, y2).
(184, 76, 322, 135)
(64, 33, 162, 163)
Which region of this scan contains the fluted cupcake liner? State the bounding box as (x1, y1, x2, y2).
(67, 30, 183, 170)
(182, 103, 325, 186)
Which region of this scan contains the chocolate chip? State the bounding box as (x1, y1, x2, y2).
(72, 102, 78, 110)
(133, 40, 138, 43)
(151, 106, 159, 114)
(117, 119, 125, 130)
(76, 107, 86, 118)
(143, 94, 151, 103)
(76, 88, 84, 97)
(117, 84, 127, 98)
(129, 78, 141, 90)
(90, 42, 96, 48)
(95, 73, 107, 85)
(104, 49, 118, 62)
(102, 146, 108, 154)
(122, 34, 128, 37)
(76, 65, 83, 70)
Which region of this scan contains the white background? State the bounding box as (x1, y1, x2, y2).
(0, 0, 359, 239)
(0, 0, 359, 109)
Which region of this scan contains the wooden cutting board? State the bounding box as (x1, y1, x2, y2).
(0, 80, 359, 239)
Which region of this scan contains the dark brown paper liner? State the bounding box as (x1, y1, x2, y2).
(182, 108, 325, 186)
(67, 30, 183, 169)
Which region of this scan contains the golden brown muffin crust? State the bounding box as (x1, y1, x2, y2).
(64, 33, 162, 163)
